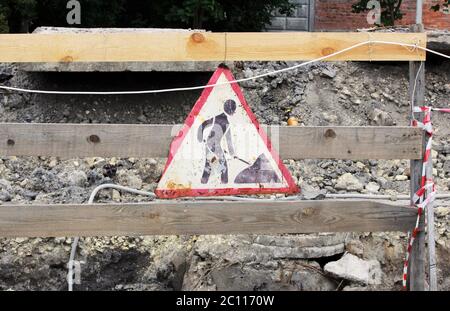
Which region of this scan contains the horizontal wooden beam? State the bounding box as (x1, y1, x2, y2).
(0, 123, 422, 160)
(0, 200, 417, 238)
(0, 32, 426, 62)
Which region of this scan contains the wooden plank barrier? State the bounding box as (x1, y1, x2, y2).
(0, 32, 426, 62)
(0, 124, 423, 160)
(0, 200, 417, 238)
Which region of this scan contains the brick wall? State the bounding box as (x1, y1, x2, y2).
(314, 0, 450, 31)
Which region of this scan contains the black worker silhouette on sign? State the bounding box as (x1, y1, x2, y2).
(198, 99, 237, 184)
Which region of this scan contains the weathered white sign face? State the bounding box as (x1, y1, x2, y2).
(156, 67, 299, 198)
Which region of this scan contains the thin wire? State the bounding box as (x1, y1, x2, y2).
(67, 184, 155, 291)
(1, 40, 449, 96)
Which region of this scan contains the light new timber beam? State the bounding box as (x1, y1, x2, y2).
(0, 32, 426, 63)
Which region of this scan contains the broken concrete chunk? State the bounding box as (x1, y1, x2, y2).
(321, 67, 337, 79)
(324, 253, 382, 285)
(335, 173, 363, 191)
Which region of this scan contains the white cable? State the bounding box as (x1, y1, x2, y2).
(1, 40, 449, 96)
(67, 184, 155, 291)
(87, 184, 156, 202)
(410, 62, 424, 120)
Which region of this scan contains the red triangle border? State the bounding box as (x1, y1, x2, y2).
(156, 67, 299, 198)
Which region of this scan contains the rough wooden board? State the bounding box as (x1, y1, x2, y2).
(0, 200, 417, 238)
(0, 32, 426, 62)
(0, 124, 423, 160)
(270, 126, 423, 160)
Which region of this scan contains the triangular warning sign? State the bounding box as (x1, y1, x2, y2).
(156, 67, 299, 198)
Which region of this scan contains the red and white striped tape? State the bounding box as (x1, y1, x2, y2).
(402, 106, 450, 289)
(431, 108, 450, 114)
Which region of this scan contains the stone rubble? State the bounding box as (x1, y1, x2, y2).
(324, 253, 382, 285)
